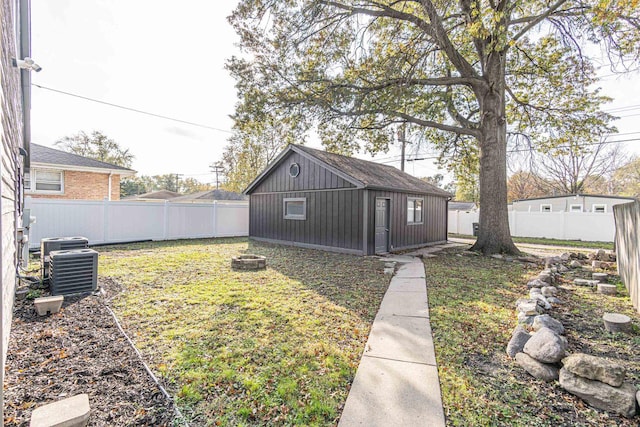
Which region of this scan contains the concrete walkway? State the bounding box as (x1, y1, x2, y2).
(339, 243, 463, 426)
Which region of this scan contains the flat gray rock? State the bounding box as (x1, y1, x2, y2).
(527, 279, 546, 288)
(562, 353, 626, 387)
(532, 314, 565, 335)
(541, 286, 557, 297)
(559, 368, 637, 418)
(523, 327, 567, 363)
(574, 278, 599, 287)
(515, 352, 559, 381)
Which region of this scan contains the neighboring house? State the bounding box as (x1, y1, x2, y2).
(170, 189, 247, 203)
(2, 0, 31, 409)
(511, 194, 636, 213)
(448, 201, 477, 211)
(27, 143, 135, 200)
(123, 190, 180, 201)
(244, 144, 452, 255)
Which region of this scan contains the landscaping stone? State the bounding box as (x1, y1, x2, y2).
(516, 300, 543, 316)
(541, 286, 557, 297)
(384, 262, 396, 268)
(523, 327, 567, 363)
(595, 249, 606, 260)
(30, 393, 90, 427)
(592, 260, 602, 269)
(546, 296, 563, 305)
(529, 288, 542, 298)
(516, 256, 539, 264)
(557, 265, 569, 273)
(603, 313, 632, 333)
(562, 353, 626, 387)
(527, 279, 546, 288)
(34, 296, 64, 316)
(384, 268, 395, 275)
(506, 327, 531, 358)
(569, 260, 582, 269)
(545, 256, 563, 267)
(597, 284, 617, 296)
(592, 272, 608, 283)
(517, 312, 536, 325)
(532, 314, 565, 335)
(531, 294, 551, 310)
(231, 254, 266, 270)
(560, 253, 571, 261)
(559, 369, 637, 418)
(515, 352, 559, 382)
(574, 278, 599, 287)
(537, 273, 552, 284)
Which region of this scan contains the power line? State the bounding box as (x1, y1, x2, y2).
(32, 84, 233, 134)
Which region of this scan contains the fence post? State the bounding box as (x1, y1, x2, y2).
(213, 201, 218, 237)
(103, 198, 109, 244)
(163, 201, 169, 241)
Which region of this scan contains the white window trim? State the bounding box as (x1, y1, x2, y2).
(407, 197, 424, 225)
(540, 204, 552, 212)
(592, 204, 607, 213)
(569, 204, 583, 212)
(25, 168, 64, 195)
(283, 197, 307, 220)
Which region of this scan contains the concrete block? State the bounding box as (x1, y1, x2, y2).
(30, 394, 90, 427)
(597, 284, 617, 296)
(34, 295, 64, 316)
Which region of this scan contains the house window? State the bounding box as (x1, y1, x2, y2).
(540, 204, 552, 212)
(592, 204, 606, 213)
(570, 204, 583, 212)
(25, 169, 64, 193)
(283, 197, 306, 220)
(407, 197, 423, 224)
(289, 163, 300, 178)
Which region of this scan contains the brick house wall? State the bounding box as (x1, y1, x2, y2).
(27, 170, 122, 200)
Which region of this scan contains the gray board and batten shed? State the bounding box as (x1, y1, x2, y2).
(244, 144, 452, 255)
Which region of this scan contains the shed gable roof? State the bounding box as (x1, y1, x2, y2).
(244, 144, 452, 197)
(31, 143, 135, 173)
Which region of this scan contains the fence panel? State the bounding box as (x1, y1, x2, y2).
(613, 201, 640, 313)
(25, 198, 249, 249)
(448, 209, 616, 242)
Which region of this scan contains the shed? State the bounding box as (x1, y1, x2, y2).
(244, 144, 452, 255)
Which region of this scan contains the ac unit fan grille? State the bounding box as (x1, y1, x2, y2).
(49, 249, 98, 295)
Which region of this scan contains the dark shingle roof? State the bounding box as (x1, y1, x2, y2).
(292, 144, 452, 197)
(31, 143, 135, 172)
(170, 190, 247, 202)
(448, 201, 477, 210)
(123, 190, 180, 200)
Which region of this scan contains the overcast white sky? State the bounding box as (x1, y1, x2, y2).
(30, 1, 640, 184)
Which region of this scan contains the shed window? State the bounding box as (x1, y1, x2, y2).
(570, 204, 582, 212)
(407, 197, 423, 224)
(283, 197, 306, 220)
(540, 204, 552, 212)
(26, 169, 63, 193)
(592, 204, 606, 213)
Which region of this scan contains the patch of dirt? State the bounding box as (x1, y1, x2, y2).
(3, 278, 176, 426)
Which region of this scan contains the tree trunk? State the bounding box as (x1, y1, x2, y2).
(470, 54, 520, 255)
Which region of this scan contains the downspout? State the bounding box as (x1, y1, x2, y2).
(445, 197, 451, 241)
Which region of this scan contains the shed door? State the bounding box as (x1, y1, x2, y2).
(375, 198, 390, 253)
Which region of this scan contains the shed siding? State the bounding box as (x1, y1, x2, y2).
(252, 151, 355, 194)
(249, 189, 363, 252)
(366, 191, 447, 254)
(1, 0, 24, 384)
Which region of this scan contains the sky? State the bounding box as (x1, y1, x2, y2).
(30, 1, 640, 185)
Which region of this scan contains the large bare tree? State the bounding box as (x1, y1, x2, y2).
(228, 0, 638, 254)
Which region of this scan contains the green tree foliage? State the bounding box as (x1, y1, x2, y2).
(612, 156, 640, 198)
(228, 0, 638, 254)
(55, 130, 134, 168)
(120, 175, 213, 197)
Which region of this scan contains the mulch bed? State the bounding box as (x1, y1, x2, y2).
(3, 278, 176, 426)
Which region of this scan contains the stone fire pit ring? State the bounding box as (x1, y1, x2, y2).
(231, 254, 267, 270)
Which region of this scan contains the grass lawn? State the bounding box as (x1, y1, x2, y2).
(426, 249, 640, 426)
(97, 238, 390, 426)
(448, 234, 614, 250)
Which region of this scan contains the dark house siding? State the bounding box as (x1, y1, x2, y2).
(249, 189, 364, 253)
(366, 190, 447, 254)
(252, 151, 355, 194)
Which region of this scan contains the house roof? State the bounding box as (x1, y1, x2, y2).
(245, 144, 452, 197)
(512, 194, 637, 203)
(448, 201, 477, 210)
(123, 190, 181, 200)
(170, 189, 247, 202)
(30, 143, 136, 175)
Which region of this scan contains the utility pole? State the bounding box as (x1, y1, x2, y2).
(210, 163, 225, 189)
(397, 125, 406, 171)
(175, 173, 183, 193)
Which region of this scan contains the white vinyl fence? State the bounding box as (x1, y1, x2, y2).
(25, 197, 249, 249)
(449, 210, 616, 242)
